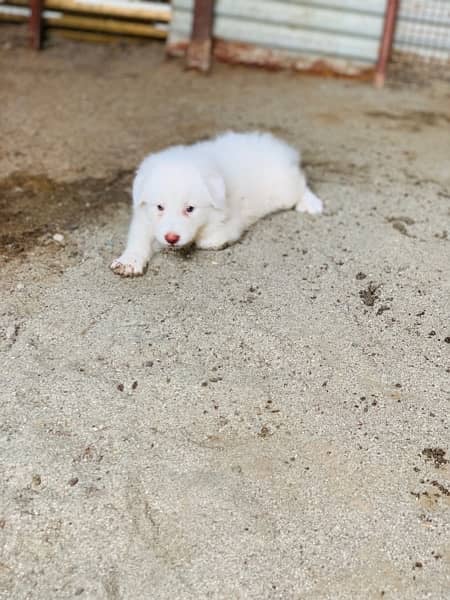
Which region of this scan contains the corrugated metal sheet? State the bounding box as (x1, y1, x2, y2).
(169, 0, 386, 68)
(168, 0, 450, 72)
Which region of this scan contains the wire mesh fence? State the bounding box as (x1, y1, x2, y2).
(392, 0, 450, 82)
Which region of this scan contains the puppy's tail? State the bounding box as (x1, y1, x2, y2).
(296, 186, 323, 215)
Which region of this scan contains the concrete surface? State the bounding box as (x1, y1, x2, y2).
(1, 26, 449, 600)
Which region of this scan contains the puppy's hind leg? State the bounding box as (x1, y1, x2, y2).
(111, 203, 156, 277)
(296, 186, 323, 215)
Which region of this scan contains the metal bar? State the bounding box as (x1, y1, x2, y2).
(186, 0, 214, 72)
(30, 0, 44, 49)
(374, 0, 399, 87)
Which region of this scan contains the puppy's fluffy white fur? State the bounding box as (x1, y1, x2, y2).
(111, 131, 323, 276)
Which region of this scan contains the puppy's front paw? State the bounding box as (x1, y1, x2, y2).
(110, 255, 146, 277)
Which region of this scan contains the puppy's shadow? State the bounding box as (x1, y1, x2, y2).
(163, 243, 196, 261)
(177, 244, 196, 260)
(165, 236, 245, 261)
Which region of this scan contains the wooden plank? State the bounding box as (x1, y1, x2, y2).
(46, 12, 168, 37)
(44, 0, 170, 22)
(9, 0, 171, 21)
(1, 4, 168, 38)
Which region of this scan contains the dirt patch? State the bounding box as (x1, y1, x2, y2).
(303, 159, 369, 184)
(0, 170, 131, 260)
(1, 29, 450, 600)
(258, 425, 272, 439)
(386, 216, 415, 226)
(390, 51, 450, 86)
(359, 282, 380, 307)
(392, 221, 411, 237)
(430, 480, 450, 497)
(422, 448, 449, 469)
(385, 216, 416, 238)
(366, 110, 450, 132)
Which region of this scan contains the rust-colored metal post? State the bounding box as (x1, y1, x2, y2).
(30, 0, 44, 49)
(186, 0, 215, 72)
(374, 0, 399, 87)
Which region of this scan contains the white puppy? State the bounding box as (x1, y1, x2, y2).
(111, 131, 323, 276)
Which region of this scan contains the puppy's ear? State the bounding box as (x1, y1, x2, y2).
(133, 155, 158, 207)
(205, 173, 226, 210)
(132, 170, 148, 207)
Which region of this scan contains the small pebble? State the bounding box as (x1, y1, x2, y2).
(53, 233, 65, 243)
(5, 325, 18, 340)
(16, 283, 24, 291)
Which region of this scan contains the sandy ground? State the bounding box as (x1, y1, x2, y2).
(1, 25, 449, 600)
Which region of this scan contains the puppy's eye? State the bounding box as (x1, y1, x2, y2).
(157, 204, 164, 211)
(186, 206, 195, 214)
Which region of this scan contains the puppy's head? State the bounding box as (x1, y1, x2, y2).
(134, 154, 225, 248)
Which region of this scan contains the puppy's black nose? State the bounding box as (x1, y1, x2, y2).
(165, 232, 180, 245)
